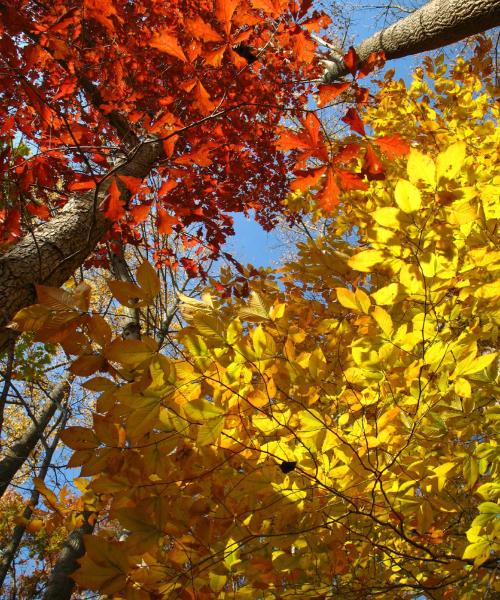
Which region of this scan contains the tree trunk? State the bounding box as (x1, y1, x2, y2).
(0, 140, 161, 354)
(0, 378, 69, 498)
(42, 512, 95, 600)
(323, 0, 500, 82)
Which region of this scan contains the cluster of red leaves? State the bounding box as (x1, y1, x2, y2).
(284, 47, 410, 211)
(0, 0, 330, 262)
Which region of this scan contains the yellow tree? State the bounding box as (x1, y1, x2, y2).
(12, 46, 499, 598)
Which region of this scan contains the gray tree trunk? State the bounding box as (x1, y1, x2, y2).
(42, 512, 95, 600)
(0, 140, 161, 354)
(323, 0, 500, 82)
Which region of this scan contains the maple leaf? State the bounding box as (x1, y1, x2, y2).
(216, 0, 240, 37)
(342, 108, 366, 136)
(278, 113, 328, 162)
(337, 170, 368, 191)
(317, 82, 350, 107)
(193, 81, 216, 115)
(157, 208, 178, 234)
(362, 144, 385, 180)
(290, 166, 326, 191)
(343, 46, 358, 77)
(185, 16, 223, 42)
(150, 29, 187, 62)
(103, 179, 125, 221)
(251, 0, 289, 18)
(317, 168, 340, 211)
(373, 134, 410, 159)
(358, 51, 386, 78)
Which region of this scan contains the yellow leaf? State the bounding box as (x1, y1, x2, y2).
(458, 352, 497, 377)
(436, 141, 466, 181)
(105, 338, 157, 368)
(371, 305, 393, 336)
(107, 280, 147, 308)
(183, 398, 224, 422)
(348, 249, 385, 272)
(407, 148, 435, 186)
(336, 287, 358, 310)
(371, 283, 400, 306)
(394, 178, 422, 213)
(136, 261, 161, 300)
(355, 288, 371, 313)
(372, 206, 404, 229)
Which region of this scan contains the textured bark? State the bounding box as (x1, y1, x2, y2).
(42, 512, 95, 600)
(0, 378, 70, 498)
(0, 140, 161, 353)
(323, 0, 500, 82)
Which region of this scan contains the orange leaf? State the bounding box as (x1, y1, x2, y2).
(317, 168, 340, 211)
(27, 202, 50, 220)
(186, 16, 223, 42)
(362, 144, 385, 181)
(193, 81, 216, 114)
(317, 82, 350, 107)
(68, 180, 96, 191)
(343, 46, 358, 77)
(162, 134, 179, 158)
(290, 166, 326, 191)
(358, 50, 386, 78)
(342, 108, 365, 136)
(373, 134, 410, 159)
(251, 0, 289, 17)
(150, 29, 187, 62)
(130, 203, 151, 225)
(216, 0, 240, 37)
(118, 175, 142, 194)
(103, 178, 125, 221)
(157, 208, 178, 234)
(337, 170, 368, 191)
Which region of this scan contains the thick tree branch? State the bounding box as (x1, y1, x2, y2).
(0, 140, 162, 353)
(323, 0, 500, 82)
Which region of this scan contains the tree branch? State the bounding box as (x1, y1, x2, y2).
(323, 0, 500, 82)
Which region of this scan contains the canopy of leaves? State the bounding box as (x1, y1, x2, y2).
(10, 48, 500, 598)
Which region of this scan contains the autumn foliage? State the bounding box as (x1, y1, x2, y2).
(6, 41, 499, 599)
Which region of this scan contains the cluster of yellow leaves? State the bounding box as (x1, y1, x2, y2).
(12, 50, 499, 599)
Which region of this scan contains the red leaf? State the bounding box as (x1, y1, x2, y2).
(53, 78, 77, 100)
(333, 143, 360, 165)
(157, 208, 178, 234)
(343, 46, 358, 77)
(290, 166, 326, 191)
(150, 29, 187, 62)
(158, 179, 178, 195)
(317, 82, 350, 107)
(2, 208, 21, 243)
(362, 144, 385, 181)
(358, 51, 386, 79)
(373, 134, 410, 159)
(68, 180, 97, 191)
(342, 108, 365, 136)
(103, 179, 125, 221)
(27, 202, 51, 219)
(317, 168, 340, 211)
(354, 86, 369, 105)
(118, 176, 142, 194)
(337, 170, 368, 191)
(216, 0, 239, 37)
(130, 203, 151, 225)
